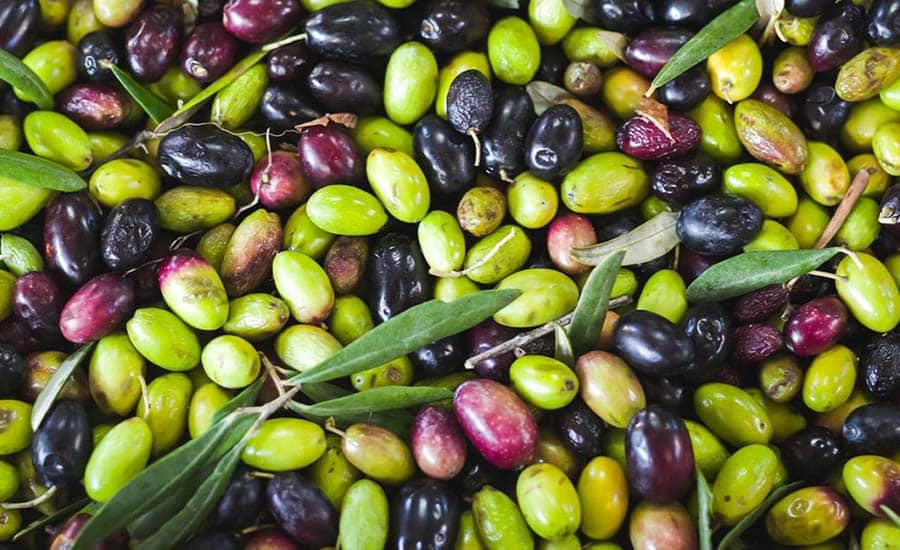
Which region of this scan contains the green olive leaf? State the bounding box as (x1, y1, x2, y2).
(881, 505, 900, 528)
(0, 49, 54, 110)
(561, 0, 600, 23)
(572, 211, 679, 267)
(0, 149, 88, 192)
(568, 249, 625, 356)
(210, 376, 265, 424)
(717, 481, 805, 550)
(12, 497, 91, 542)
(648, 0, 760, 94)
(685, 248, 840, 303)
(553, 322, 575, 367)
(291, 386, 453, 418)
(296, 382, 413, 436)
(127, 484, 197, 540)
(31, 342, 95, 431)
(134, 444, 245, 550)
(287, 289, 520, 385)
(109, 65, 175, 125)
(698, 470, 714, 550)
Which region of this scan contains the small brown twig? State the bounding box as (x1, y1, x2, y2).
(463, 295, 631, 370)
(814, 169, 870, 249)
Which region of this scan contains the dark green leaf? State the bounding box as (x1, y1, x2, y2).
(0, 149, 88, 192)
(569, 250, 625, 355)
(300, 381, 354, 402)
(649, 0, 760, 93)
(292, 386, 453, 417)
(210, 376, 265, 424)
(0, 49, 53, 110)
(134, 444, 245, 549)
(685, 248, 840, 303)
(698, 470, 714, 550)
(155, 49, 267, 134)
(717, 481, 805, 550)
(109, 65, 175, 125)
(13, 497, 91, 542)
(31, 343, 95, 430)
(296, 383, 413, 436)
(72, 412, 253, 550)
(572, 211, 678, 267)
(553, 322, 575, 367)
(881, 505, 900, 528)
(127, 483, 197, 540)
(287, 289, 520, 385)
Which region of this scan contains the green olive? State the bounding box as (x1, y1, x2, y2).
(18, 40, 77, 97)
(746, 388, 807, 442)
(87, 131, 129, 163)
(508, 172, 558, 229)
(510, 355, 578, 410)
(222, 293, 290, 342)
(283, 203, 335, 258)
(458, 185, 507, 237)
(0, 400, 32, 455)
(310, 434, 361, 509)
(197, 223, 236, 273)
(149, 68, 203, 108)
(67, 0, 104, 44)
(328, 295, 375, 345)
(694, 383, 773, 446)
(723, 163, 799, 218)
(341, 423, 414, 486)
(201, 335, 260, 389)
(23, 111, 92, 171)
(351, 356, 414, 391)
(367, 148, 431, 223)
(835, 47, 900, 102)
(562, 27, 620, 68)
(841, 99, 900, 153)
(465, 225, 532, 285)
(434, 276, 481, 303)
(84, 417, 153, 503)
(772, 46, 814, 95)
(713, 444, 779, 525)
(577, 456, 628, 541)
(155, 186, 236, 233)
(801, 344, 857, 413)
(306, 185, 389, 236)
(707, 35, 763, 103)
(187, 383, 233, 438)
(494, 268, 579, 328)
(800, 141, 850, 206)
(339, 479, 390, 550)
(126, 307, 201, 372)
(0, 460, 18, 502)
(636, 269, 687, 323)
(384, 42, 439, 125)
(275, 324, 342, 372)
(847, 154, 892, 197)
(92, 0, 144, 27)
(435, 51, 492, 120)
(0, 271, 12, 322)
(836, 252, 900, 333)
(211, 64, 268, 130)
(861, 518, 900, 550)
(536, 428, 578, 478)
(272, 250, 335, 325)
(528, 0, 577, 46)
(472, 485, 535, 550)
(0, 115, 22, 151)
(89, 332, 146, 416)
(242, 418, 327, 472)
(456, 511, 486, 550)
(873, 121, 900, 176)
(880, 72, 900, 110)
(774, 12, 816, 45)
(684, 420, 729, 479)
(352, 116, 415, 157)
(575, 351, 644, 429)
(561, 152, 648, 214)
(135, 373, 192, 456)
(601, 67, 650, 119)
(743, 220, 800, 252)
(766, 486, 850, 546)
(0, 234, 42, 276)
(758, 354, 803, 403)
(488, 17, 541, 85)
(89, 158, 161, 208)
(516, 463, 581, 541)
(687, 95, 743, 163)
(835, 197, 880, 251)
(418, 210, 467, 274)
(787, 198, 830, 249)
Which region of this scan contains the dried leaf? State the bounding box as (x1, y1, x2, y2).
(573, 211, 679, 267)
(594, 30, 628, 62)
(525, 81, 573, 115)
(756, 0, 785, 44)
(295, 113, 359, 131)
(636, 97, 672, 140)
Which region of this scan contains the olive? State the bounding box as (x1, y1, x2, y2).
(480, 86, 535, 181)
(12, 272, 64, 342)
(524, 104, 583, 182)
(808, 1, 866, 72)
(537, 46, 568, 83)
(648, 0, 711, 28)
(861, 331, 900, 399)
(368, 233, 431, 323)
(260, 85, 324, 133)
(868, 0, 900, 46)
(784, 296, 848, 357)
(0, 0, 40, 56)
(781, 427, 842, 482)
(304, 0, 400, 62)
(413, 115, 477, 195)
(411, 406, 467, 481)
(786, 0, 831, 17)
(624, 27, 693, 79)
(266, 472, 337, 548)
(680, 303, 732, 381)
(801, 78, 853, 144)
(43, 191, 103, 287)
(31, 400, 92, 488)
(210, 470, 265, 529)
(418, 0, 490, 53)
(676, 194, 764, 256)
(99, 199, 160, 272)
(181, 22, 238, 83)
(464, 319, 518, 381)
(306, 61, 381, 116)
(297, 124, 364, 189)
(657, 66, 711, 112)
(391, 478, 461, 550)
(613, 310, 695, 376)
(411, 336, 464, 378)
(843, 403, 900, 456)
(625, 406, 694, 502)
(0, 344, 24, 397)
(158, 125, 254, 189)
(617, 113, 700, 161)
(595, 0, 652, 34)
(266, 43, 314, 84)
(77, 31, 120, 82)
(125, 5, 183, 83)
(222, 0, 303, 44)
(650, 158, 721, 205)
(59, 273, 135, 344)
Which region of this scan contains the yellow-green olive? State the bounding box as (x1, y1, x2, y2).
(707, 34, 763, 103)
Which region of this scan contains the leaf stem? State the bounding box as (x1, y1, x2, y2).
(324, 417, 346, 438)
(463, 295, 631, 370)
(261, 33, 307, 52)
(1, 485, 58, 510)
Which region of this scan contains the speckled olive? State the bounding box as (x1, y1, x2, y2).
(712, 444, 779, 525)
(765, 486, 850, 546)
(734, 99, 809, 175)
(135, 373, 192, 456)
(494, 269, 578, 328)
(341, 423, 414, 485)
(472, 485, 534, 550)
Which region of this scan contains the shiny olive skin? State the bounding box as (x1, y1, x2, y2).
(680, 303, 732, 381)
(657, 66, 711, 112)
(304, 0, 400, 62)
(614, 310, 695, 376)
(12, 271, 64, 341)
(868, 0, 900, 45)
(801, 78, 853, 143)
(44, 191, 103, 287)
(651, 158, 721, 205)
(181, 23, 238, 83)
(298, 124, 364, 189)
(266, 472, 337, 548)
(465, 319, 518, 381)
(59, 273, 135, 344)
(77, 31, 120, 82)
(100, 199, 160, 272)
(260, 85, 323, 132)
(266, 42, 313, 84)
(625, 406, 695, 502)
(481, 86, 535, 181)
(158, 125, 254, 189)
(624, 27, 693, 79)
(411, 336, 464, 378)
(781, 426, 842, 482)
(677, 194, 764, 256)
(524, 104, 583, 182)
(307, 61, 381, 116)
(843, 403, 900, 456)
(808, 1, 866, 72)
(222, 0, 303, 44)
(595, 0, 651, 34)
(861, 332, 900, 399)
(125, 5, 183, 82)
(413, 115, 477, 195)
(418, 0, 490, 52)
(31, 400, 92, 488)
(368, 233, 431, 323)
(0, 0, 40, 56)
(391, 478, 460, 550)
(210, 470, 265, 529)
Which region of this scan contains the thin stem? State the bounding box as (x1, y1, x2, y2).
(139, 374, 151, 422)
(239, 523, 278, 536)
(464, 295, 631, 370)
(262, 33, 307, 52)
(261, 353, 286, 398)
(814, 169, 870, 249)
(249, 471, 274, 479)
(430, 230, 515, 278)
(838, 247, 865, 270)
(324, 417, 345, 437)
(2, 485, 58, 510)
(807, 270, 847, 282)
(468, 129, 482, 167)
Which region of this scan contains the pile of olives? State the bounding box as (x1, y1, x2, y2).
(0, 0, 899, 548)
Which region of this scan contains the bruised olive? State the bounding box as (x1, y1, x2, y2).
(413, 115, 477, 195)
(100, 199, 160, 272)
(304, 1, 400, 62)
(391, 478, 461, 550)
(266, 472, 337, 548)
(525, 104, 583, 182)
(307, 61, 381, 116)
(158, 125, 254, 189)
(31, 400, 92, 488)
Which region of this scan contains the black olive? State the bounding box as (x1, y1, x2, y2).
(613, 310, 695, 376)
(781, 427, 842, 481)
(306, 60, 382, 116)
(305, 1, 401, 62)
(411, 335, 464, 377)
(210, 469, 266, 529)
(595, 0, 652, 34)
(867, 0, 900, 46)
(861, 331, 900, 399)
(651, 158, 721, 205)
(418, 0, 490, 52)
(259, 84, 324, 132)
(681, 303, 732, 381)
(553, 398, 606, 457)
(843, 403, 900, 456)
(77, 31, 120, 82)
(480, 86, 535, 182)
(0, 343, 25, 397)
(656, 66, 711, 111)
(100, 199, 161, 271)
(43, 192, 104, 287)
(413, 115, 477, 195)
(368, 233, 432, 323)
(524, 104, 583, 182)
(676, 194, 764, 256)
(0, 0, 40, 56)
(266, 472, 338, 548)
(447, 70, 494, 158)
(31, 400, 93, 488)
(390, 478, 460, 550)
(158, 125, 254, 188)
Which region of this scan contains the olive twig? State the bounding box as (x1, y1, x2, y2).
(429, 230, 515, 278)
(467, 129, 482, 167)
(261, 33, 307, 53)
(463, 295, 632, 370)
(260, 353, 286, 398)
(238, 523, 278, 536)
(324, 417, 345, 438)
(1, 485, 58, 510)
(814, 169, 870, 249)
(236, 384, 304, 446)
(248, 471, 274, 479)
(806, 270, 847, 283)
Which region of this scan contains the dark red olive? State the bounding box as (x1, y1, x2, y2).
(734, 284, 790, 324)
(0, 343, 25, 398)
(414, 115, 477, 196)
(242, 529, 299, 550)
(222, 0, 303, 44)
(626, 406, 694, 502)
(77, 31, 120, 82)
(0, 318, 42, 355)
(210, 470, 266, 529)
(32, 400, 93, 488)
(418, 0, 490, 52)
(306, 61, 382, 116)
(0, 0, 40, 56)
(843, 403, 900, 456)
(752, 81, 797, 119)
(267, 43, 314, 84)
(676, 248, 721, 284)
(624, 27, 693, 78)
(59, 273, 136, 344)
(613, 310, 695, 376)
(368, 233, 431, 323)
(731, 323, 783, 364)
(125, 5, 184, 82)
(304, 1, 400, 62)
(861, 331, 900, 399)
(676, 194, 764, 256)
(297, 124, 364, 189)
(781, 427, 842, 481)
(808, 1, 866, 72)
(181, 22, 239, 83)
(784, 296, 848, 356)
(57, 84, 132, 131)
(266, 472, 337, 548)
(158, 124, 255, 188)
(412, 406, 467, 481)
(250, 150, 311, 210)
(554, 397, 606, 457)
(100, 198, 161, 272)
(50, 513, 128, 550)
(44, 191, 104, 287)
(616, 113, 700, 161)
(464, 319, 518, 382)
(260, 85, 324, 132)
(650, 157, 721, 205)
(12, 271, 64, 342)
(681, 303, 732, 382)
(391, 478, 460, 550)
(480, 86, 535, 181)
(524, 104, 583, 181)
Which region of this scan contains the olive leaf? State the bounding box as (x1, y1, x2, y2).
(648, 0, 760, 94)
(553, 322, 575, 366)
(291, 386, 452, 418)
(210, 376, 265, 424)
(561, 0, 600, 24)
(526, 81, 573, 115)
(568, 250, 625, 355)
(0, 149, 88, 192)
(286, 289, 520, 385)
(685, 248, 840, 303)
(0, 49, 54, 110)
(572, 210, 679, 267)
(881, 505, 900, 529)
(127, 484, 197, 540)
(297, 382, 413, 437)
(31, 343, 96, 431)
(12, 497, 91, 542)
(717, 481, 805, 550)
(697, 470, 714, 550)
(109, 65, 175, 125)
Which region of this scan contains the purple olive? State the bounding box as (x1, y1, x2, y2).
(0, 0, 40, 56)
(808, 1, 866, 72)
(250, 150, 311, 210)
(223, 0, 303, 44)
(784, 296, 848, 356)
(267, 43, 314, 84)
(12, 272, 64, 342)
(411, 405, 467, 480)
(624, 27, 693, 78)
(464, 319, 518, 381)
(731, 323, 784, 364)
(734, 284, 791, 324)
(59, 273, 135, 344)
(297, 124, 364, 189)
(625, 406, 694, 502)
(125, 5, 184, 82)
(57, 83, 132, 131)
(44, 191, 104, 287)
(266, 472, 337, 548)
(181, 22, 239, 83)
(616, 113, 701, 161)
